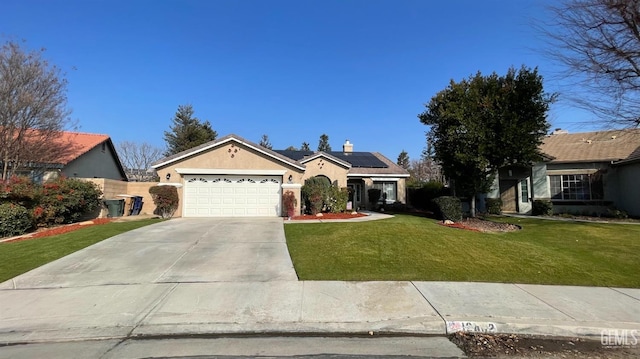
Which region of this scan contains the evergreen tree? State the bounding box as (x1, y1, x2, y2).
(300, 142, 311, 151)
(317, 134, 331, 152)
(397, 150, 410, 169)
(419, 66, 555, 216)
(163, 104, 217, 156)
(259, 134, 273, 149)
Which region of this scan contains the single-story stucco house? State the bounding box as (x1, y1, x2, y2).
(9, 131, 127, 183)
(151, 134, 409, 217)
(486, 128, 640, 217)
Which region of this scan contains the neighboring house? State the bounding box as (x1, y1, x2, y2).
(151, 134, 409, 217)
(18, 131, 127, 182)
(486, 129, 640, 217)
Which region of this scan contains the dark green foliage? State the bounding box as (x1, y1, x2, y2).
(532, 199, 553, 216)
(605, 207, 628, 219)
(317, 134, 331, 152)
(301, 177, 331, 215)
(163, 104, 217, 156)
(367, 188, 381, 210)
(327, 186, 349, 213)
(149, 185, 179, 219)
(407, 181, 449, 211)
(0, 176, 38, 207)
(300, 142, 311, 151)
(419, 66, 555, 215)
(1, 176, 102, 228)
(0, 203, 32, 237)
(432, 196, 463, 222)
(397, 150, 410, 169)
(486, 198, 503, 215)
(259, 134, 272, 149)
(34, 177, 103, 226)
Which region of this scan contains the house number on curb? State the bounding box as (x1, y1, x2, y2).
(447, 321, 497, 333)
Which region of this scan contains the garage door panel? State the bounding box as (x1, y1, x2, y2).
(184, 175, 282, 217)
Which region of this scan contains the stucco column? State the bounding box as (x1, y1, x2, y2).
(281, 183, 302, 217)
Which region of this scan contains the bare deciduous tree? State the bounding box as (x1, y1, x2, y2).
(543, 0, 640, 127)
(117, 141, 163, 181)
(0, 40, 72, 180)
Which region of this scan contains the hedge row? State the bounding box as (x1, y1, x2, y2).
(0, 176, 102, 237)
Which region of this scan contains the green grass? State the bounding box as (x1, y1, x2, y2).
(0, 219, 162, 283)
(285, 214, 640, 287)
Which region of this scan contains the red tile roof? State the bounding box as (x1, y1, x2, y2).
(53, 131, 111, 164)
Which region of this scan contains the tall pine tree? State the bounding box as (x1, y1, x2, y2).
(164, 104, 217, 156)
(317, 134, 331, 152)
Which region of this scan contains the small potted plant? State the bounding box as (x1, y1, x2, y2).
(283, 190, 297, 219)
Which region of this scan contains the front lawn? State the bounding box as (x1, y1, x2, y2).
(285, 214, 640, 287)
(0, 218, 162, 283)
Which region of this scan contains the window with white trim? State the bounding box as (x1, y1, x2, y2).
(549, 174, 603, 200)
(373, 182, 397, 203)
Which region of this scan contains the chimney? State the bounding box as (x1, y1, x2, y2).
(343, 140, 353, 153)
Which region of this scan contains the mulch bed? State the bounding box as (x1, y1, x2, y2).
(290, 212, 368, 220)
(440, 217, 521, 233)
(3, 218, 113, 243)
(451, 332, 639, 358)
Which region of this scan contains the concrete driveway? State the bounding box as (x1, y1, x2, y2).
(2, 217, 639, 350)
(1, 218, 298, 290)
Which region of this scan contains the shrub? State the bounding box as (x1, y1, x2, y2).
(327, 186, 349, 213)
(407, 181, 449, 211)
(35, 178, 103, 226)
(432, 196, 462, 222)
(0, 176, 39, 208)
(149, 185, 179, 219)
(532, 199, 553, 216)
(485, 198, 502, 215)
(301, 177, 331, 214)
(605, 208, 628, 219)
(0, 203, 32, 237)
(367, 188, 381, 210)
(283, 190, 297, 217)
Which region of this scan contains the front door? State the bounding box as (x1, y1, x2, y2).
(518, 178, 532, 214)
(347, 183, 363, 211)
(499, 180, 518, 212)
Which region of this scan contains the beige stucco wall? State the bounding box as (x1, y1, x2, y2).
(82, 178, 157, 217)
(301, 158, 349, 187)
(155, 141, 305, 217)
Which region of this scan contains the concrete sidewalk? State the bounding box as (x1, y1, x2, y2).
(1, 280, 639, 344)
(0, 217, 639, 346)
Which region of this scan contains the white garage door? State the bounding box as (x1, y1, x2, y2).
(183, 175, 282, 217)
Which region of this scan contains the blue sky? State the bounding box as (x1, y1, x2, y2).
(2, 0, 598, 161)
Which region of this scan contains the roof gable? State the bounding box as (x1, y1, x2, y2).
(152, 134, 305, 170)
(55, 132, 111, 164)
(299, 152, 352, 169)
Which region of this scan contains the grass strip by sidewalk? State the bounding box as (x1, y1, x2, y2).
(0, 218, 162, 283)
(285, 214, 640, 288)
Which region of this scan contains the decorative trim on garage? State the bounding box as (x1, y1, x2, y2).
(175, 168, 287, 176)
(281, 183, 302, 189)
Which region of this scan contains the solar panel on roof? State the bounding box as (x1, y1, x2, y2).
(331, 152, 388, 168)
(274, 150, 388, 168)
